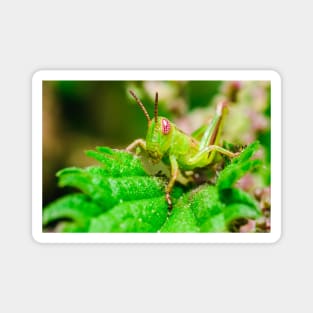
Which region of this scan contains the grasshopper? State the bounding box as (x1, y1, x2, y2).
(126, 90, 239, 207)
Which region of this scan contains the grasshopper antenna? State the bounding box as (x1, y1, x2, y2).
(129, 90, 151, 122)
(154, 92, 158, 123)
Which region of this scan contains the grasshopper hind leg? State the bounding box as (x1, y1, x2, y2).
(185, 144, 240, 168)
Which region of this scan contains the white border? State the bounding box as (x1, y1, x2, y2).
(32, 70, 281, 244)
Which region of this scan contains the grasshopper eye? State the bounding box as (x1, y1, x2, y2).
(161, 118, 171, 134)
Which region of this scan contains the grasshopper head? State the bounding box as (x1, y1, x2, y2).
(146, 117, 173, 162)
(129, 90, 172, 163)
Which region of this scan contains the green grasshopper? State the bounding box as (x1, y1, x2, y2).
(126, 90, 239, 207)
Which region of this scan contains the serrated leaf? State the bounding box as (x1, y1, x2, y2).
(43, 194, 103, 227)
(216, 141, 262, 191)
(85, 147, 146, 177)
(59, 222, 88, 233)
(223, 203, 261, 227)
(190, 185, 224, 225)
(160, 195, 200, 232)
(57, 167, 110, 209)
(217, 159, 262, 190)
(57, 167, 166, 209)
(200, 213, 226, 232)
(232, 141, 260, 164)
(219, 188, 259, 211)
(89, 197, 168, 232)
(46, 142, 266, 233)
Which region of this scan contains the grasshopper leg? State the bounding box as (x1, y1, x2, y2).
(166, 155, 179, 209)
(206, 145, 240, 162)
(186, 144, 240, 167)
(126, 139, 146, 152)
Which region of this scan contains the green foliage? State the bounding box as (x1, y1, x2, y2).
(43, 194, 103, 232)
(160, 194, 200, 233)
(89, 197, 168, 232)
(43, 142, 263, 233)
(217, 141, 262, 190)
(85, 147, 146, 177)
(57, 167, 166, 209)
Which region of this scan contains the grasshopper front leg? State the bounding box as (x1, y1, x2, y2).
(166, 154, 179, 209)
(126, 138, 146, 152)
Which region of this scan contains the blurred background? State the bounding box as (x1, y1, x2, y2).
(43, 80, 271, 207)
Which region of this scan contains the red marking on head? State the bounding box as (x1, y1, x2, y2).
(162, 118, 171, 134)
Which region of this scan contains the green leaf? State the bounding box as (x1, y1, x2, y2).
(89, 197, 168, 232)
(190, 185, 224, 224)
(85, 147, 146, 177)
(43, 194, 103, 227)
(216, 142, 262, 191)
(59, 222, 87, 233)
(232, 141, 260, 164)
(200, 213, 226, 232)
(45, 143, 266, 233)
(57, 167, 166, 209)
(223, 203, 261, 227)
(189, 185, 227, 232)
(217, 159, 262, 190)
(219, 188, 259, 211)
(160, 195, 200, 232)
